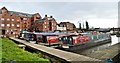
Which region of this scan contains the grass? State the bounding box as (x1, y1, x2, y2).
(1, 38, 50, 63)
(0, 38, 2, 63)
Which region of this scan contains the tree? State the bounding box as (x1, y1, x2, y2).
(86, 21, 89, 30)
(79, 23, 82, 30)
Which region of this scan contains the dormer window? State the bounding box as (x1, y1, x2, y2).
(37, 15, 40, 17)
(2, 9, 6, 13)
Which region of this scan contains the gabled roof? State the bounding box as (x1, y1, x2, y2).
(0, 7, 8, 14)
(1, 7, 8, 11)
(9, 11, 34, 17)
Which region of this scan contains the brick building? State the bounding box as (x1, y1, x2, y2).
(58, 22, 76, 31)
(34, 15, 57, 32)
(0, 7, 41, 35)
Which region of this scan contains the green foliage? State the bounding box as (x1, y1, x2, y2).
(79, 23, 81, 29)
(86, 21, 89, 30)
(1, 38, 50, 63)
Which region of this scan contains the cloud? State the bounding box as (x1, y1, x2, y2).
(0, 0, 119, 2)
(0, 2, 118, 28)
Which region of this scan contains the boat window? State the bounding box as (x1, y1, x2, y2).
(38, 36, 43, 40)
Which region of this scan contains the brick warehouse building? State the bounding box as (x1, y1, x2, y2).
(58, 22, 76, 31)
(0, 7, 41, 35)
(34, 15, 57, 32)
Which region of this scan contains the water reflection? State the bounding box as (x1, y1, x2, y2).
(111, 35, 119, 45)
(77, 43, 111, 55)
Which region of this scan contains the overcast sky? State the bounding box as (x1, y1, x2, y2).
(0, 1, 119, 28)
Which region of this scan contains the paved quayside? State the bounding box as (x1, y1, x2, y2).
(9, 37, 101, 63)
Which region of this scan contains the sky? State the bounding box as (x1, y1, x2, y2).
(0, 0, 119, 28)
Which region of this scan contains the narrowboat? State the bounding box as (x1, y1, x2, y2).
(18, 30, 29, 40)
(24, 32, 36, 41)
(60, 32, 111, 50)
(35, 33, 59, 46)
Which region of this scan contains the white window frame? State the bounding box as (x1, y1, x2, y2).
(1, 18, 4, 21)
(7, 18, 10, 21)
(7, 24, 10, 27)
(45, 26, 47, 28)
(17, 24, 19, 27)
(12, 24, 14, 26)
(12, 19, 14, 21)
(1, 24, 4, 27)
(23, 18, 27, 20)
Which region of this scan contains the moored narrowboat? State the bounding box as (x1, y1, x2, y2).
(35, 33, 59, 45)
(60, 32, 111, 50)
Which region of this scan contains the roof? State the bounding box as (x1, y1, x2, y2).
(9, 11, 34, 17)
(0, 7, 36, 17)
(35, 19, 45, 23)
(43, 17, 55, 21)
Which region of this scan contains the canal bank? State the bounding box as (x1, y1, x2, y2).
(9, 37, 101, 63)
(9, 36, 120, 63)
(70, 36, 120, 62)
(78, 42, 120, 60)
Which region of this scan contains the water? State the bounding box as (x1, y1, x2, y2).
(111, 35, 120, 45)
(74, 35, 120, 55)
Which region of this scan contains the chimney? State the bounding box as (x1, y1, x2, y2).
(50, 16, 53, 18)
(45, 15, 47, 17)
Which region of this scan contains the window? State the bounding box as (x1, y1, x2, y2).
(12, 19, 14, 21)
(52, 27, 54, 29)
(1, 24, 4, 27)
(7, 18, 10, 21)
(45, 26, 47, 28)
(36, 15, 40, 18)
(17, 20, 19, 21)
(1, 18, 4, 21)
(7, 24, 10, 27)
(44, 22, 46, 24)
(23, 18, 27, 20)
(7, 30, 9, 32)
(12, 24, 14, 26)
(17, 24, 19, 27)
